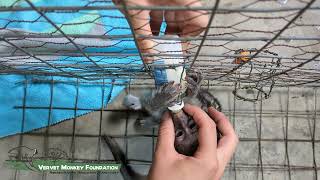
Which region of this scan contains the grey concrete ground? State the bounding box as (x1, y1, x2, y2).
(0, 86, 319, 180)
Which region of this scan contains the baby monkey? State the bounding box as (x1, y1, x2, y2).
(103, 70, 221, 180)
(123, 70, 221, 156)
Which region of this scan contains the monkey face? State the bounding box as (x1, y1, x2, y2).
(171, 109, 199, 156)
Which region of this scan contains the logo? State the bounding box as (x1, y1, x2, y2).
(4, 146, 120, 173)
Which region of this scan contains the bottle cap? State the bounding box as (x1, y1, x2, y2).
(168, 101, 184, 113)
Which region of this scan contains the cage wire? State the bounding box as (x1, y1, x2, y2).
(0, 0, 320, 179)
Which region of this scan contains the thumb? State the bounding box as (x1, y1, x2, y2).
(155, 112, 176, 154)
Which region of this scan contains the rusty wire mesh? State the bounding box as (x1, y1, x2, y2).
(0, 0, 319, 87)
(0, 0, 320, 180)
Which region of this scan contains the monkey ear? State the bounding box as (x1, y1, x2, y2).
(123, 94, 142, 110)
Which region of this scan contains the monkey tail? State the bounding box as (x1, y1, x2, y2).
(102, 135, 145, 180)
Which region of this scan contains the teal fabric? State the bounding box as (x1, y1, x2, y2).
(0, 75, 125, 137)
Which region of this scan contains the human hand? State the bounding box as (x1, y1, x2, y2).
(112, 0, 209, 63)
(148, 104, 238, 180)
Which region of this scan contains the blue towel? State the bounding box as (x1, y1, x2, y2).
(0, 0, 166, 137)
(0, 75, 126, 137)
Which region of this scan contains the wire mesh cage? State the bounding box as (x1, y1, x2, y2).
(0, 0, 320, 179)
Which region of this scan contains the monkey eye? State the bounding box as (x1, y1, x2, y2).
(188, 120, 197, 131)
(175, 129, 184, 138)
